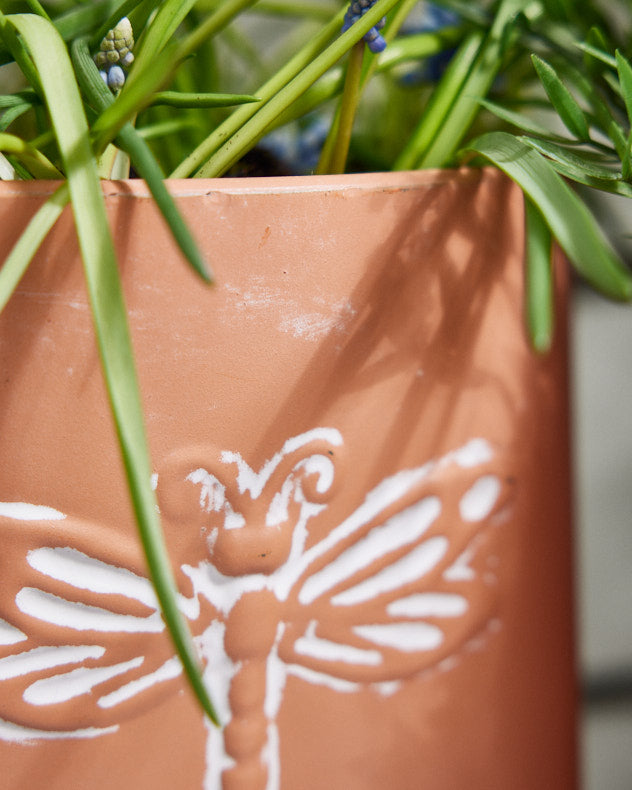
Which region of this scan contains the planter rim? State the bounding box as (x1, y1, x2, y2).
(0, 165, 502, 199)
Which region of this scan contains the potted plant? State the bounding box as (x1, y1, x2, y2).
(0, 1, 629, 788)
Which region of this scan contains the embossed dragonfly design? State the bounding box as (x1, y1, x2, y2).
(0, 428, 511, 790)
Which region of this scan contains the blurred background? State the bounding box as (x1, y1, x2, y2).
(574, 192, 632, 790)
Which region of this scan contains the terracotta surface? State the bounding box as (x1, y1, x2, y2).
(0, 169, 576, 789)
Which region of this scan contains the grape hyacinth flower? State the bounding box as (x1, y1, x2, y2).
(400, 3, 460, 85)
(259, 114, 331, 174)
(342, 0, 387, 54)
(94, 17, 135, 93)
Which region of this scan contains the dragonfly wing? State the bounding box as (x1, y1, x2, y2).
(280, 440, 513, 684)
(0, 507, 200, 736)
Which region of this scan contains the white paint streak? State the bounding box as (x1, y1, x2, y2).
(374, 680, 402, 696)
(450, 438, 494, 468)
(459, 475, 501, 521)
(443, 546, 476, 581)
(222, 427, 342, 499)
(16, 588, 165, 633)
(0, 619, 27, 646)
(387, 593, 468, 618)
(98, 656, 182, 709)
(0, 502, 65, 521)
(294, 622, 381, 666)
(354, 622, 443, 652)
(285, 663, 360, 693)
(0, 718, 118, 742)
(297, 464, 435, 604)
(264, 623, 287, 722)
(0, 645, 105, 681)
(264, 722, 281, 790)
(266, 476, 295, 528)
(24, 656, 144, 706)
(27, 547, 159, 608)
(331, 537, 448, 607)
(278, 312, 342, 341)
(301, 497, 441, 606)
(187, 469, 245, 530)
(199, 621, 237, 726)
(201, 622, 238, 790)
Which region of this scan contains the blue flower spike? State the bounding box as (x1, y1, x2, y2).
(342, 0, 387, 54)
(94, 17, 135, 93)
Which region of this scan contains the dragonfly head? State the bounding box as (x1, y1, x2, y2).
(157, 436, 341, 577)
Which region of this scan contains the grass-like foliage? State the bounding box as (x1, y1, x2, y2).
(0, 0, 631, 721)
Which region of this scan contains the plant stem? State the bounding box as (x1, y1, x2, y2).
(4, 13, 220, 727)
(396, 0, 536, 171)
(193, 0, 405, 178)
(71, 37, 212, 282)
(525, 198, 554, 352)
(169, 5, 347, 178)
(317, 0, 428, 173)
(24, 0, 51, 21)
(320, 40, 365, 174)
(393, 29, 484, 170)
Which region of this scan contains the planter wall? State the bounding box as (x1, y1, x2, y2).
(0, 168, 576, 789)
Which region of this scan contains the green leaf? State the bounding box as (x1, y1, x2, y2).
(549, 56, 627, 158)
(129, 0, 198, 77)
(478, 97, 573, 142)
(4, 12, 220, 727)
(90, 0, 152, 49)
(535, 156, 632, 198)
(525, 199, 554, 352)
(170, 3, 346, 178)
(531, 54, 590, 141)
(150, 91, 260, 108)
(24, 0, 51, 21)
(71, 37, 212, 283)
(462, 131, 632, 300)
(520, 135, 622, 180)
(0, 131, 63, 178)
(0, 11, 42, 95)
(93, 0, 261, 153)
(136, 117, 198, 140)
(0, 88, 39, 108)
(90, 42, 180, 149)
(577, 40, 617, 69)
(614, 52, 632, 179)
(0, 102, 33, 133)
(615, 50, 632, 126)
(194, 0, 405, 178)
(0, 152, 16, 179)
(0, 184, 68, 312)
(580, 27, 616, 71)
(318, 39, 365, 174)
(394, 29, 485, 170)
(397, 0, 534, 171)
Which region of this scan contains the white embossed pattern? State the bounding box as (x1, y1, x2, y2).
(0, 429, 511, 789)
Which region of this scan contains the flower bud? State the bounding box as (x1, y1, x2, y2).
(107, 65, 126, 91)
(342, 0, 387, 52)
(94, 17, 135, 93)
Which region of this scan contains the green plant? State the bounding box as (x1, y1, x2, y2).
(0, 0, 630, 724)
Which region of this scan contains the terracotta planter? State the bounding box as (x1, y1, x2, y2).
(0, 168, 576, 789)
